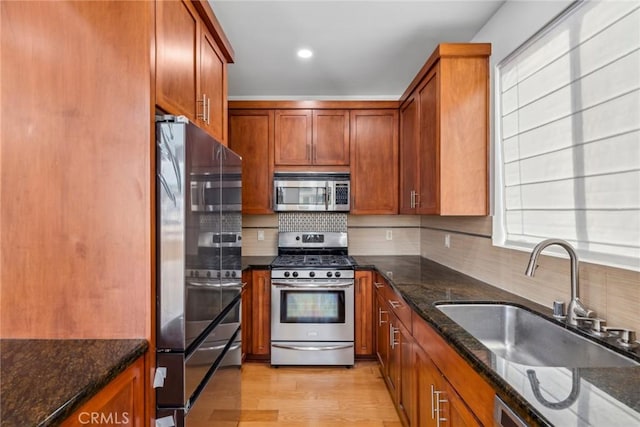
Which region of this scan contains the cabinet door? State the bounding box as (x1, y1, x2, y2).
(199, 27, 226, 143)
(350, 109, 399, 214)
(229, 110, 274, 214)
(417, 68, 439, 214)
(442, 381, 482, 427)
(398, 321, 415, 427)
(62, 357, 144, 426)
(415, 345, 439, 427)
(375, 290, 390, 377)
(355, 270, 374, 356)
(274, 110, 313, 165)
(387, 312, 401, 400)
(399, 94, 419, 214)
(250, 270, 271, 357)
(156, 0, 198, 121)
(241, 270, 252, 359)
(313, 110, 350, 165)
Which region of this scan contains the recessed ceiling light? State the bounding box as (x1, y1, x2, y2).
(297, 48, 313, 59)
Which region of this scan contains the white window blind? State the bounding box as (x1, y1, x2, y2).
(494, 0, 640, 271)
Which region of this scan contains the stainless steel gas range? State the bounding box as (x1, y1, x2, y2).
(270, 232, 355, 366)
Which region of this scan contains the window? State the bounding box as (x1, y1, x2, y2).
(494, 0, 640, 271)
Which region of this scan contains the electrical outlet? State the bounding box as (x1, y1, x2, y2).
(444, 234, 451, 248)
(386, 230, 393, 240)
(257, 230, 265, 241)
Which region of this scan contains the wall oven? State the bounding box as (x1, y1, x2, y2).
(270, 232, 355, 366)
(273, 172, 350, 212)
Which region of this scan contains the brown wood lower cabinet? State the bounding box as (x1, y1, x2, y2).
(415, 344, 480, 427)
(374, 272, 414, 426)
(62, 356, 144, 426)
(372, 271, 494, 427)
(355, 270, 374, 356)
(247, 269, 271, 359)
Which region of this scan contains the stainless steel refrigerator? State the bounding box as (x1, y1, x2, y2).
(155, 115, 242, 426)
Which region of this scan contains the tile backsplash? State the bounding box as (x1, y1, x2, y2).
(278, 212, 347, 232)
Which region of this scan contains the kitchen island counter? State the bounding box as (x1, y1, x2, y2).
(353, 255, 640, 427)
(0, 339, 147, 426)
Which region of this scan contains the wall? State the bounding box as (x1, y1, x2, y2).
(420, 0, 640, 334)
(242, 214, 420, 256)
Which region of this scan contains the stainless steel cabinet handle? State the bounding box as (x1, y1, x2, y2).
(206, 94, 211, 124)
(430, 384, 436, 420)
(388, 300, 402, 309)
(389, 323, 399, 349)
(435, 390, 448, 427)
(410, 190, 416, 208)
(373, 282, 384, 289)
(197, 94, 206, 122)
(378, 307, 388, 326)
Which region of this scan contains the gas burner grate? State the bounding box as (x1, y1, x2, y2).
(272, 254, 353, 268)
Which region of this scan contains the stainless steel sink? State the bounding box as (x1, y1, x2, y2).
(435, 303, 638, 367)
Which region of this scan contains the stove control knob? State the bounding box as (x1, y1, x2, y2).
(206, 271, 211, 278)
(284, 271, 290, 278)
(309, 271, 315, 278)
(231, 271, 236, 278)
(225, 271, 230, 278)
(292, 271, 299, 278)
(217, 271, 221, 278)
(326, 271, 333, 278)
(194, 271, 200, 278)
(335, 271, 341, 278)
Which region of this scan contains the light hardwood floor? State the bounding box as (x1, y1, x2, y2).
(196, 360, 402, 426)
(240, 361, 402, 426)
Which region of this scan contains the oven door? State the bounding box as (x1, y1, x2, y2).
(271, 279, 354, 342)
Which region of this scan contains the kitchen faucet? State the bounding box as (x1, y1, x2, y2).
(525, 239, 595, 326)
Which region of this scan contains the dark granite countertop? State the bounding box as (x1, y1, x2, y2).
(352, 256, 640, 427)
(0, 339, 148, 427)
(242, 256, 274, 270)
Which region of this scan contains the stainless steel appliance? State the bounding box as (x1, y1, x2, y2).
(270, 232, 355, 366)
(155, 115, 243, 426)
(190, 172, 241, 213)
(273, 172, 350, 212)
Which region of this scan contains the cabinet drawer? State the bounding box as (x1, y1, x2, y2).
(373, 276, 412, 332)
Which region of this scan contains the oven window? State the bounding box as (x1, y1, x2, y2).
(280, 290, 345, 323)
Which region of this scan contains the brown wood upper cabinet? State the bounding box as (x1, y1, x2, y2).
(400, 43, 491, 215)
(274, 109, 350, 166)
(350, 110, 399, 214)
(156, 0, 228, 144)
(229, 110, 274, 214)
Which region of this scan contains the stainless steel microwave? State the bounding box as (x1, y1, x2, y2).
(273, 172, 350, 212)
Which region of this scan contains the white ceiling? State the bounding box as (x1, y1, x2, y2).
(210, 0, 505, 100)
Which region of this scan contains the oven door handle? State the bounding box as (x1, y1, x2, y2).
(271, 281, 353, 289)
(272, 343, 354, 351)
